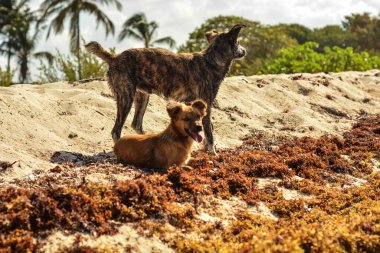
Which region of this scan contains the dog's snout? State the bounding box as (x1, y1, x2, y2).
(195, 125, 203, 132)
(234, 45, 246, 59)
(239, 47, 246, 57)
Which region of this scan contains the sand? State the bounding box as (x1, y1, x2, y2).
(1, 70, 380, 252)
(1, 70, 380, 184)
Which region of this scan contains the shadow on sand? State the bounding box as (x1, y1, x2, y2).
(50, 150, 116, 166)
(49, 150, 168, 174)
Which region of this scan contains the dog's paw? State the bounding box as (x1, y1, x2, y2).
(112, 133, 119, 143)
(204, 143, 218, 157)
(132, 126, 145, 134)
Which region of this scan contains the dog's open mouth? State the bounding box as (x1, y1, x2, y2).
(186, 129, 203, 143)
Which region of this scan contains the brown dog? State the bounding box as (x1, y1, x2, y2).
(85, 24, 246, 155)
(114, 100, 207, 169)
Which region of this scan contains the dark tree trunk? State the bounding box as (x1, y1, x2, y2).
(77, 14, 82, 80)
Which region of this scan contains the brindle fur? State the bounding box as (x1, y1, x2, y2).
(85, 24, 246, 155)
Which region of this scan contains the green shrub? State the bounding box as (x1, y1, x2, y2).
(261, 42, 380, 74)
(37, 49, 109, 83)
(0, 67, 14, 86)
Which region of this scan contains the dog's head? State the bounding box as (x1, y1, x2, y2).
(167, 100, 207, 143)
(205, 24, 247, 61)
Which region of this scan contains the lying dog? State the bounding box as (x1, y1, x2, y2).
(85, 24, 246, 155)
(114, 100, 207, 169)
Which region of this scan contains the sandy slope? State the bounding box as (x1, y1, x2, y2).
(0, 70, 380, 183)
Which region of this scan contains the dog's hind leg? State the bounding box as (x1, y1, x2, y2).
(111, 88, 135, 143)
(131, 91, 150, 134)
(202, 105, 217, 156)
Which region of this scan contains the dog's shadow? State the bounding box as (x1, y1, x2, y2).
(50, 150, 115, 166)
(50, 150, 167, 175)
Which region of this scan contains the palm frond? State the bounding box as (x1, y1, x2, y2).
(153, 36, 176, 48)
(118, 28, 144, 42)
(46, 4, 72, 38)
(81, 1, 115, 36)
(40, 0, 67, 11)
(121, 12, 146, 28)
(92, 0, 122, 11)
(34, 51, 54, 64)
(36, 5, 64, 30)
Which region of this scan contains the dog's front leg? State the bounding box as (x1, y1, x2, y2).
(202, 106, 217, 156)
(132, 91, 150, 134)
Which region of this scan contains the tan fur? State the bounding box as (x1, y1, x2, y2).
(114, 100, 207, 169)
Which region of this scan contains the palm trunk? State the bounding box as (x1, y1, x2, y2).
(77, 15, 82, 80)
(20, 55, 28, 83)
(7, 43, 11, 72)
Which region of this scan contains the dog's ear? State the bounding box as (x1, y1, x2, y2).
(227, 24, 246, 41)
(205, 30, 219, 43)
(167, 102, 182, 119)
(191, 99, 207, 116)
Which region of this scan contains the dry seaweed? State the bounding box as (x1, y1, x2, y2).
(1, 115, 380, 252)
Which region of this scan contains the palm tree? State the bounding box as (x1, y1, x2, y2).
(38, 0, 122, 79)
(0, 0, 51, 83)
(17, 27, 53, 83)
(0, 0, 29, 71)
(118, 12, 176, 49)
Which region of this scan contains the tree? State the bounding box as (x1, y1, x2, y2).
(273, 23, 312, 44)
(179, 15, 297, 75)
(0, 0, 52, 83)
(0, 0, 29, 71)
(342, 12, 379, 51)
(17, 28, 53, 83)
(118, 12, 176, 49)
(38, 0, 122, 79)
(309, 25, 352, 52)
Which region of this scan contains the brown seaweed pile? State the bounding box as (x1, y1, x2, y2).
(1, 115, 380, 252)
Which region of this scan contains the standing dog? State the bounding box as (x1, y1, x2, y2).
(85, 24, 246, 155)
(114, 100, 207, 169)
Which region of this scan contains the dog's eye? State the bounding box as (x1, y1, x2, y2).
(183, 118, 190, 121)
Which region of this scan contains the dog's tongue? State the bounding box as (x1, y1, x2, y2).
(192, 132, 203, 143)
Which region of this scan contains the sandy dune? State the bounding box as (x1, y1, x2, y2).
(1, 70, 380, 183)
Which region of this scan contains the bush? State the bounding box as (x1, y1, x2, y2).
(37, 49, 109, 83)
(261, 42, 380, 74)
(0, 67, 14, 86)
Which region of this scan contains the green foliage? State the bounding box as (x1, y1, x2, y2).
(37, 49, 108, 83)
(0, 66, 14, 86)
(262, 42, 380, 74)
(178, 15, 297, 76)
(271, 14, 380, 53)
(342, 12, 380, 51)
(308, 25, 352, 52)
(272, 23, 312, 44)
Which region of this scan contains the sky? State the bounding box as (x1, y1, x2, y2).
(1, 0, 380, 80)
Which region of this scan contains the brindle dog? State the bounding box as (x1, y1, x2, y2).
(85, 24, 246, 155)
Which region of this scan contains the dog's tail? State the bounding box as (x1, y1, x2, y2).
(85, 41, 114, 64)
